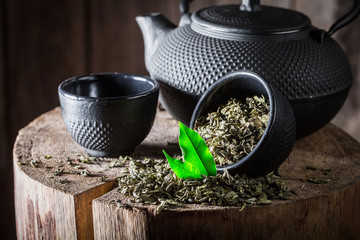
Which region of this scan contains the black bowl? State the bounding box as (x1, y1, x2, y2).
(190, 71, 296, 177)
(157, 80, 349, 138)
(58, 73, 159, 157)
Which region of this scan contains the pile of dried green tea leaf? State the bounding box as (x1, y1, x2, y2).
(194, 96, 270, 166)
(117, 157, 291, 213)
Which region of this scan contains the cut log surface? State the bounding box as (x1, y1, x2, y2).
(13, 107, 178, 240)
(14, 107, 360, 240)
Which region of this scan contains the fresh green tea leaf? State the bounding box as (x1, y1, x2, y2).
(163, 151, 202, 179)
(178, 122, 217, 176)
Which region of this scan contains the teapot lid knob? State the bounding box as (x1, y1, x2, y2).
(240, 0, 261, 12)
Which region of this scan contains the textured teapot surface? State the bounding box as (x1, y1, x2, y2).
(188, 4, 311, 40)
(148, 22, 351, 100)
(138, 0, 360, 137)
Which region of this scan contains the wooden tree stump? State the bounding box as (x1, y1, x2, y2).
(14, 107, 360, 240)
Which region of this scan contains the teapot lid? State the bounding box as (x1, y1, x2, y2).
(191, 4, 311, 39)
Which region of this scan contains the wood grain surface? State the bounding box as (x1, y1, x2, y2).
(14, 107, 360, 239)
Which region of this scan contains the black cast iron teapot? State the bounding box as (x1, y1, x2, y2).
(137, 0, 360, 137)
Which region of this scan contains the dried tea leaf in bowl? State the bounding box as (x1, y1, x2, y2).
(193, 96, 270, 166)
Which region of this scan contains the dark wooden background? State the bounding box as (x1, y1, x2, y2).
(1, 0, 359, 238)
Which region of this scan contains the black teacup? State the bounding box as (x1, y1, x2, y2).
(58, 73, 159, 157)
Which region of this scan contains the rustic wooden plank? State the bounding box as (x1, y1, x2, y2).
(294, 0, 338, 30)
(90, 0, 258, 74)
(330, 0, 360, 141)
(93, 123, 360, 239)
(14, 168, 116, 239)
(0, 0, 6, 169)
(89, 0, 181, 74)
(6, 0, 87, 145)
(0, 1, 16, 238)
(14, 168, 77, 239)
(262, 0, 292, 8)
(13, 107, 179, 239)
(4, 1, 89, 234)
(13, 108, 120, 239)
(94, 182, 360, 239)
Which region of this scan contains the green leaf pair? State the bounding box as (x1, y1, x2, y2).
(163, 122, 217, 180)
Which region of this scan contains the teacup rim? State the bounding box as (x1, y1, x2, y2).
(58, 72, 159, 101)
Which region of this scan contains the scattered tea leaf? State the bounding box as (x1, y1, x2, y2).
(306, 165, 317, 170)
(98, 176, 107, 182)
(156, 201, 167, 213)
(54, 168, 64, 176)
(59, 178, 69, 184)
(117, 157, 291, 213)
(73, 165, 84, 169)
(321, 168, 332, 175)
(80, 156, 98, 164)
(66, 158, 73, 165)
(307, 177, 331, 184)
(30, 160, 40, 168)
(108, 160, 125, 168)
(81, 169, 90, 177)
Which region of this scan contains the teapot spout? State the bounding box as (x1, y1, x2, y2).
(136, 13, 176, 71)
